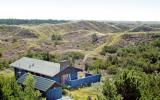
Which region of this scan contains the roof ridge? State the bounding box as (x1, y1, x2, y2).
(22, 57, 60, 65)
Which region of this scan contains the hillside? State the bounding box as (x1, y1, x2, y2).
(0, 21, 160, 63)
(0, 20, 160, 100)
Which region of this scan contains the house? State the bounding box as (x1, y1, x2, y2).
(10, 57, 101, 100)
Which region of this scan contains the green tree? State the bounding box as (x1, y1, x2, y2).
(102, 79, 122, 100)
(140, 73, 160, 100)
(24, 74, 41, 100)
(114, 69, 141, 100)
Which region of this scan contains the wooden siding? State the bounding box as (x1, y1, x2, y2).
(46, 87, 62, 100)
(70, 70, 78, 80)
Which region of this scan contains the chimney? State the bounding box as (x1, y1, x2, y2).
(60, 60, 69, 70)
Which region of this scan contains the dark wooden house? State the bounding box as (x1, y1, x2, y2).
(10, 57, 101, 100)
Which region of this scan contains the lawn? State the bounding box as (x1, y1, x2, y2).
(67, 85, 100, 100)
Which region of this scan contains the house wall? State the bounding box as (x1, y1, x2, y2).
(70, 69, 78, 80)
(85, 73, 92, 77)
(52, 76, 61, 84)
(14, 68, 26, 79)
(46, 87, 62, 100)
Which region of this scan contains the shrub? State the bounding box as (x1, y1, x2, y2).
(91, 59, 107, 70)
(152, 38, 160, 47)
(91, 33, 98, 43)
(114, 69, 141, 100)
(107, 65, 118, 75)
(12, 38, 18, 43)
(51, 34, 62, 41)
(0, 52, 2, 58)
(108, 55, 118, 65)
(101, 79, 122, 100)
(65, 52, 84, 60)
(0, 60, 10, 69)
(0, 63, 2, 69)
(26, 51, 60, 62)
(101, 46, 117, 55)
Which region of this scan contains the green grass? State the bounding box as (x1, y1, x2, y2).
(67, 86, 99, 100)
(0, 69, 14, 78)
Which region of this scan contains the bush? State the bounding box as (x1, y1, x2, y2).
(91, 33, 98, 43)
(101, 46, 117, 55)
(65, 52, 84, 60)
(107, 65, 118, 74)
(108, 55, 118, 65)
(51, 34, 62, 41)
(101, 79, 122, 100)
(0, 60, 10, 69)
(100, 69, 160, 100)
(91, 59, 107, 70)
(114, 69, 142, 100)
(116, 42, 160, 73)
(152, 38, 160, 47)
(26, 51, 60, 63)
(0, 52, 2, 58)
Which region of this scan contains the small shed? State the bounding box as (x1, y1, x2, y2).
(17, 73, 62, 100)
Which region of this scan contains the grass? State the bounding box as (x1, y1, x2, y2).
(83, 33, 123, 61)
(0, 69, 14, 78)
(67, 86, 99, 100)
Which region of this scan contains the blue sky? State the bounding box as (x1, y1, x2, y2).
(0, 0, 160, 21)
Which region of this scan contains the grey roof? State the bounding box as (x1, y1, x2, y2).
(17, 73, 60, 92)
(10, 57, 60, 77)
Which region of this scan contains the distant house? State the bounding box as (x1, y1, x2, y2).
(10, 57, 101, 100)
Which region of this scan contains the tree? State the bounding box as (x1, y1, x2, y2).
(43, 52, 50, 61)
(24, 74, 41, 100)
(140, 73, 160, 100)
(102, 79, 122, 100)
(0, 73, 42, 100)
(114, 69, 141, 100)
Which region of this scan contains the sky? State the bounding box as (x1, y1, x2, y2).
(0, 0, 160, 21)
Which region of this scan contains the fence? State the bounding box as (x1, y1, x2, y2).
(66, 74, 101, 88)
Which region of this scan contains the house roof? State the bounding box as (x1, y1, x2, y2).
(10, 57, 60, 77)
(17, 73, 61, 92)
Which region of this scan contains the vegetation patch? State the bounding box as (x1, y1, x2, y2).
(101, 46, 117, 55)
